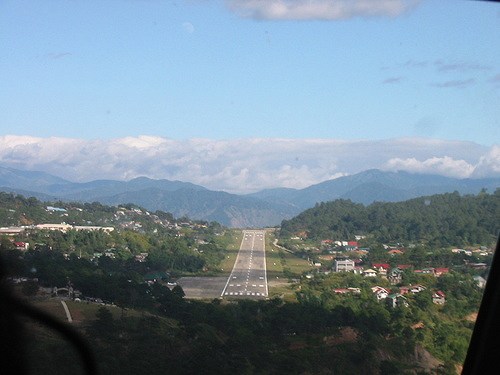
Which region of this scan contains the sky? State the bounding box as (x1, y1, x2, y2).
(0, 0, 499, 193)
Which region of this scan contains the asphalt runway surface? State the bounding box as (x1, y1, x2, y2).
(221, 230, 268, 299)
(176, 277, 228, 299)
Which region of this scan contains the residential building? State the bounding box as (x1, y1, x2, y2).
(371, 286, 390, 301)
(363, 269, 377, 277)
(387, 293, 409, 308)
(334, 259, 355, 272)
(432, 291, 446, 305)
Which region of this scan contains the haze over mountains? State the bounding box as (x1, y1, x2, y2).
(1, 166, 498, 228)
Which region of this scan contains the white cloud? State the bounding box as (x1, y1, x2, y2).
(471, 145, 500, 178)
(0, 136, 497, 194)
(383, 156, 475, 178)
(225, 0, 420, 20)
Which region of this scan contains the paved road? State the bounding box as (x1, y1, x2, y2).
(221, 230, 268, 299)
(60, 300, 73, 323)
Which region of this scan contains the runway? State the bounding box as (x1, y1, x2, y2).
(221, 230, 268, 299)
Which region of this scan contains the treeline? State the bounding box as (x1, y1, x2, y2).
(0, 191, 230, 274)
(0, 191, 211, 233)
(10, 247, 480, 374)
(0, 192, 116, 226)
(280, 190, 499, 247)
(25, 295, 436, 374)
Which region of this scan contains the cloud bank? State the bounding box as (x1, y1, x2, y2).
(0, 135, 497, 194)
(225, 0, 420, 20)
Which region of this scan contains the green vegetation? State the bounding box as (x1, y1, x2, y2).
(266, 232, 314, 277)
(217, 230, 243, 275)
(24, 294, 444, 374)
(280, 190, 499, 247)
(1, 190, 497, 374)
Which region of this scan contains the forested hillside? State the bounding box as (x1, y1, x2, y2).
(1, 190, 498, 374)
(280, 190, 499, 247)
(0, 192, 228, 275)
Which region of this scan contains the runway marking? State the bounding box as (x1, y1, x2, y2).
(221, 230, 268, 299)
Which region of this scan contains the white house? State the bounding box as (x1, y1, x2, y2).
(363, 269, 377, 277)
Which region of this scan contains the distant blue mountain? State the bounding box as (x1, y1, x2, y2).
(0, 166, 71, 190)
(1, 166, 498, 227)
(245, 169, 500, 208)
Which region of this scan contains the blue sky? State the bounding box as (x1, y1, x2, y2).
(0, 0, 499, 192)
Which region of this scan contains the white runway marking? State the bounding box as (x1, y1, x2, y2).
(221, 230, 268, 298)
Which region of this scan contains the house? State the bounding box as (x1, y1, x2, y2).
(73, 225, 114, 233)
(372, 263, 390, 276)
(399, 286, 410, 295)
(334, 288, 350, 294)
(46, 206, 67, 212)
(334, 259, 355, 272)
(35, 223, 73, 232)
(344, 241, 359, 251)
(388, 268, 404, 285)
(0, 227, 25, 236)
(363, 269, 377, 277)
(432, 291, 446, 305)
(414, 268, 435, 276)
(13, 242, 29, 251)
(347, 287, 361, 294)
(397, 264, 413, 270)
(371, 286, 390, 301)
(333, 288, 361, 295)
(452, 248, 472, 256)
(353, 266, 364, 274)
(409, 284, 426, 293)
(434, 267, 449, 277)
(474, 276, 487, 288)
(135, 253, 149, 262)
(387, 293, 409, 308)
(104, 251, 116, 259)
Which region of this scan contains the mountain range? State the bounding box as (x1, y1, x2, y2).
(1, 166, 498, 228)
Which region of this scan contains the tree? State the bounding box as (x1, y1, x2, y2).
(92, 307, 116, 338)
(172, 285, 185, 299)
(21, 280, 39, 296)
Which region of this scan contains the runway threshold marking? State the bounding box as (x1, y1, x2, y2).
(221, 230, 267, 298)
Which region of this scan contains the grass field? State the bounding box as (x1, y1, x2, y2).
(218, 229, 243, 275)
(30, 298, 147, 327)
(265, 232, 313, 300)
(32, 299, 69, 322)
(265, 233, 313, 279)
